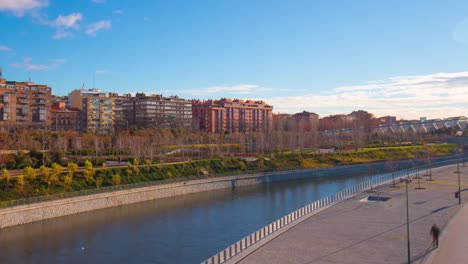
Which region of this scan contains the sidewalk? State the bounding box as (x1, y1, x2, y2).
(230, 164, 468, 264)
(424, 193, 468, 264)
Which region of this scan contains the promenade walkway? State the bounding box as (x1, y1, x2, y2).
(229, 163, 468, 264)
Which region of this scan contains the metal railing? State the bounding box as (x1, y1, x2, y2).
(201, 158, 462, 264)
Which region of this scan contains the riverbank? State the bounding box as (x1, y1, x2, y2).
(0, 156, 450, 229)
(0, 144, 457, 203)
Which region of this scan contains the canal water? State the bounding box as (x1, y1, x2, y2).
(0, 158, 447, 264)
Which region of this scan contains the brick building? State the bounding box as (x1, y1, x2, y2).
(51, 102, 81, 131)
(192, 98, 273, 133)
(0, 78, 52, 130)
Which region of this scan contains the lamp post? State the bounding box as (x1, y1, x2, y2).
(455, 159, 462, 205)
(401, 176, 412, 264)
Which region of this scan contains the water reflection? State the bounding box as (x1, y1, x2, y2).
(0, 160, 436, 264)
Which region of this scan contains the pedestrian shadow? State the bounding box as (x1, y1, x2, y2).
(416, 242, 436, 264)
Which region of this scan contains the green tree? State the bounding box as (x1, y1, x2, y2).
(2, 168, 10, 185)
(16, 175, 25, 191)
(132, 159, 140, 175)
(83, 160, 96, 182)
(40, 165, 50, 183)
(23, 166, 36, 181)
(67, 162, 78, 177)
(64, 175, 73, 190)
(112, 174, 121, 185)
(95, 177, 104, 188)
(239, 161, 246, 170)
(50, 163, 63, 184)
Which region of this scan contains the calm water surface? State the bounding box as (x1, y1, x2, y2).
(0, 170, 382, 264)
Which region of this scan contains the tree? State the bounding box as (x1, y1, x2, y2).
(23, 166, 36, 181)
(50, 163, 63, 185)
(64, 175, 73, 190)
(83, 160, 96, 182)
(112, 174, 121, 185)
(132, 159, 140, 175)
(39, 165, 50, 183)
(96, 177, 104, 188)
(16, 175, 25, 191)
(2, 168, 10, 185)
(67, 162, 79, 177)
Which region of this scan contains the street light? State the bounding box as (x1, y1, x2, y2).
(454, 159, 462, 205)
(400, 176, 412, 264)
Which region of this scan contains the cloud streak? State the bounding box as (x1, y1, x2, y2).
(95, 70, 107, 74)
(86, 20, 112, 36)
(12, 57, 65, 71)
(0, 45, 12, 51)
(264, 71, 468, 119)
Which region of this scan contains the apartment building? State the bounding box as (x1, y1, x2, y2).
(51, 102, 81, 131)
(192, 98, 273, 133)
(0, 78, 52, 129)
(292, 111, 319, 132)
(68, 89, 114, 133)
(120, 93, 192, 130)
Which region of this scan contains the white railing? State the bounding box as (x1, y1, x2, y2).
(202, 158, 462, 264)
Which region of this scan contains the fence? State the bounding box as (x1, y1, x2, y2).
(201, 157, 463, 264)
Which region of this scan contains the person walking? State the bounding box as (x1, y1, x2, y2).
(430, 224, 440, 248)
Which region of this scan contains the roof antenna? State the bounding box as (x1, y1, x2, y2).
(93, 72, 95, 89)
(0, 67, 3, 79)
(28, 71, 31, 82)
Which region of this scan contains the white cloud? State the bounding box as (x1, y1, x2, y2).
(0, 0, 48, 16)
(92, 0, 106, 3)
(86, 20, 112, 36)
(184, 84, 273, 95)
(95, 70, 107, 74)
(53, 30, 72, 39)
(12, 57, 65, 71)
(0, 45, 12, 51)
(46, 13, 83, 39)
(52, 13, 82, 28)
(114, 9, 124, 15)
(264, 71, 468, 120)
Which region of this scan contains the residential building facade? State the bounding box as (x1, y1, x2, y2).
(0, 78, 52, 129)
(69, 89, 114, 132)
(192, 98, 273, 133)
(51, 102, 81, 131)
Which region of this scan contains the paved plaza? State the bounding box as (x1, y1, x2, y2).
(229, 163, 468, 264)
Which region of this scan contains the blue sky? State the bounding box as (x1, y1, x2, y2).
(1, 0, 468, 119)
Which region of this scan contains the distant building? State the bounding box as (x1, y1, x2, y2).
(377, 115, 397, 125)
(192, 98, 273, 133)
(292, 111, 319, 132)
(51, 102, 80, 131)
(111, 93, 193, 131)
(0, 78, 52, 129)
(272, 111, 319, 132)
(69, 89, 114, 133)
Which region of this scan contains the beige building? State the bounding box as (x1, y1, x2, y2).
(68, 89, 114, 133)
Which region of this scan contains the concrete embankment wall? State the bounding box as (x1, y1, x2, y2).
(0, 156, 453, 229)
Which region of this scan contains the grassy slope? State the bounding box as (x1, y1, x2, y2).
(0, 144, 458, 203)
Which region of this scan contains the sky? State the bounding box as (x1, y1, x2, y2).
(1, 0, 468, 120)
